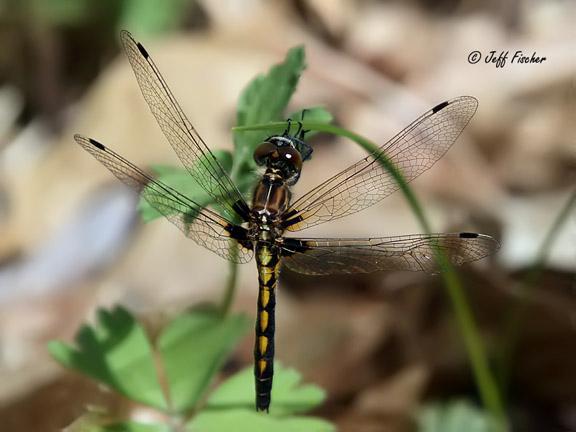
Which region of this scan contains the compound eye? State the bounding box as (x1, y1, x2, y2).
(278, 146, 302, 172)
(253, 142, 277, 166)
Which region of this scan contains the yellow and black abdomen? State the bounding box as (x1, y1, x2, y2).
(254, 242, 281, 412)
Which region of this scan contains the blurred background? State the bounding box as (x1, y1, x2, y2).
(0, 0, 575, 430)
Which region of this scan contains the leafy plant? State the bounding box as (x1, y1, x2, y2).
(49, 307, 331, 431)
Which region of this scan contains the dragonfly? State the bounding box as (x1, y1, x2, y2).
(75, 31, 499, 412)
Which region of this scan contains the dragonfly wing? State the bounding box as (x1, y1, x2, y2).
(280, 232, 499, 275)
(119, 30, 251, 222)
(75, 134, 254, 264)
(283, 97, 478, 231)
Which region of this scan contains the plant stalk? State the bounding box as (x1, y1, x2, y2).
(220, 256, 239, 317)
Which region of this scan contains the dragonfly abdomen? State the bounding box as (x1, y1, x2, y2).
(254, 242, 280, 412)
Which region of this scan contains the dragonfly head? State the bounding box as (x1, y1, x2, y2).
(254, 135, 312, 185)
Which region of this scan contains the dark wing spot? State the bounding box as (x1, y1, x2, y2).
(432, 100, 450, 113)
(88, 138, 105, 150)
(136, 42, 149, 59)
(459, 232, 479, 238)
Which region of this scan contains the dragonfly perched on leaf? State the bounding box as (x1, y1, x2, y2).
(75, 31, 499, 413)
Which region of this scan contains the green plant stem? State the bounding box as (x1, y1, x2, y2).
(218, 156, 249, 317)
(498, 190, 576, 394)
(220, 257, 239, 316)
(234, 121, 507, 428)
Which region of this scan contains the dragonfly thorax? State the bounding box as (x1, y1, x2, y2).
(251, 171, 290, 215)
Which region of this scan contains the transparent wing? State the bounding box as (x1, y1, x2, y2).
(74, 134, 253, 264)
(280, 232, 498, 275)
(283, 97, 478, 231)
(119, 30, 250, 222)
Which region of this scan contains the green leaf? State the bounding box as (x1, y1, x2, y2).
(48, 306, 167, 410)
(236, 46, 305, 129)
(138, 150, 233, 222)
(187, 409, 335, 432)
(158, 308, 250, 413)
(417, 399, 499, 432)
(206, 363, 326, 415)
(233, 46, 306, 176)
(119, 0, 191, 36)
